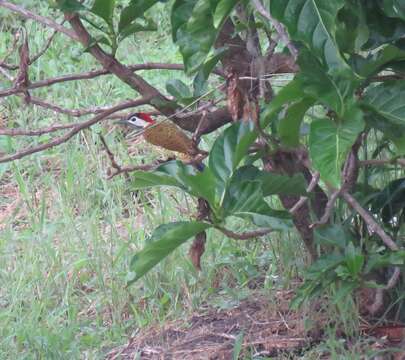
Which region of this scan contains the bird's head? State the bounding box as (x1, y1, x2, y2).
(116, 112, 155, 131)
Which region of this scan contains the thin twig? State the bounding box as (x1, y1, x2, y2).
(0, 97, 150, 163)
(0, 99, 147, 136)
(251, 0, 298, 59)
(29, 27, 62, 65)
(310, 189, 341, 228)
(289, 172, 320, 214)
(341, 191, 398, 251)
(0, 1, 80, 41)
(216, 226, 273, 240)
(107, 163, 156, 179)
(0, 29, 20, 70)
(0, 63, 195, 98)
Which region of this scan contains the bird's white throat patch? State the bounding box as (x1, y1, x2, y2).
(128, 116, 150, 128)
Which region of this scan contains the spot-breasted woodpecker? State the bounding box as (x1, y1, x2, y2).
(117, 113, 205, 164)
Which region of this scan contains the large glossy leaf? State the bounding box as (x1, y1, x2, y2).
(378, 0, 405, 22)
(166, 79, 193, 103)
(157, 161, 217, 209)
(55, 0, 86, 11)
(335, 1, 369, 54)
(231, 165, 308, 197)
(350, 45, 405, 78)
(117, 17, 157, 41)
(309, 105, 364, 188)
(172, 0, 234, 74)
(270, 0, 347, 71)
(127, 221, 211, 284)
(362, 81, 405, 130)
(213, 0, 237, 28)
(278, 98, 315, 147)
(298, 49, 358, 116)
(362, 1, 405, 50)
(193, 47, 227, 96)
(209, 121, 258, 196)
(171, 0, 198, 41)
(314, 224, 351, 249)
(261, 77, 306, 128)
(175, 0, 217, 73)
(91, 0, 115, 26)
(118, 0, 160, 32)
(223, 180, 291, 230)
(132, 161, 217, 208)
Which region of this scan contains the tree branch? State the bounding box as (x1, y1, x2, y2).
(216, 226, 273, 240)
(0, 63, 222, 99)
(341, 191, 398, 251)
(251, 0, 298, 59)
(0, 1, 80, 41)
(0, 97, 150, 163)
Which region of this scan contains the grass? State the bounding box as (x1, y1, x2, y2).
(0, 2, 396, 359)
(0, 4, 302, 358)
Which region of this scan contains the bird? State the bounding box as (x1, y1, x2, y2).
(116, 112, 206, 167)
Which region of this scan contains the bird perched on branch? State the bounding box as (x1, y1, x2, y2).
(117, 112, 206, 166)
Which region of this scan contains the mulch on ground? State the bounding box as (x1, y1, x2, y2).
(106, 290, 321, 359)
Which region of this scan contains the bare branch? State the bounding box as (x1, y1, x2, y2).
(341, 191, 398, 251)
(216, 226, 273, 240)
(107, 163, 156, 179)
(0, 1, 80, 41)
(310, 189, 341, 228)
(29, 28, 60, 65)
(289, 171, 320, 214)
(0, 66, 14, 81)
(0, 29, 19, 70)
(0, 63, 197, 98)
(251, 0, 298, 59)
(0, 97, 150, 163)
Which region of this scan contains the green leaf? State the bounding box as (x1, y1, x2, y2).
(333, 281, 358, 304)
(362, 81, 405, 142)
(232, 331, 244, 360)
(335, 1, 369, 54)
(378, 0, 405, 22)
(193, 47, 227, 96)
(175, 0, 217, 73)
(297, 49, 358, 116)
(232, 165, 308, 197)
(118, 0, 160, 32)
(309, 105, 364, 188)
(223, 179, 291, 230)
(213, 0, 237, 28)
(270, 0, 347, 71)
(171, 0, 198, 41)
(365, 250, 405, 274)
(55, 0, 86, 11)
(362, 1, 405, 50)
(132, 161, 217, 209)
(344, 242, 364, 277)
(127, 221, 211, 284)
(260, 77, 306, 128)
(91, 0, 115, 26)
(209, 121, 258, 197)
(278, 98, 315, 147)
(314, 224, 351, 249)
(351, 45, 405, 78)
(118, 17, 157, 41)
(157, 161, 217, 209)
(166, 79, 193, 100)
